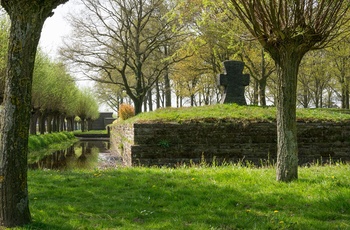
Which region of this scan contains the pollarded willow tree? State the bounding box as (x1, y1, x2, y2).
(0, 0, 68, 227)
(228, 0, 349, 182)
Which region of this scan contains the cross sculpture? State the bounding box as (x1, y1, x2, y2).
(217, 60, 250, 105)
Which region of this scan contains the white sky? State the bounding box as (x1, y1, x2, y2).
(39, 0, 78, 58)
(39, 1, 112, 112)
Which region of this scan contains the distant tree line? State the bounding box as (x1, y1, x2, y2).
(0, 14, 99, 134)
(60, 0, 350, 114)
(31, 51, 99, 134)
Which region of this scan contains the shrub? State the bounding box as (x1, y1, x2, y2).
(119, 104, 135, 120)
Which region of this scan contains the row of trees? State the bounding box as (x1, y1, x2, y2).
(60, 0, 350, 113)
(0, 15, 99, 134)
(31, 51, 99, 134)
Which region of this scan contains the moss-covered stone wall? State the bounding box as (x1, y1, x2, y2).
(110, 121, 350, 167)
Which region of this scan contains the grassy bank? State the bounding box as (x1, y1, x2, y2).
(18, 164, 350, 229)
(28, 132, 78, 164)
(125, 104, 350, 123)
(73, 130, 108, 135)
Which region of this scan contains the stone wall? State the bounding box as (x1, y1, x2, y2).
(110, 120, 350, 167)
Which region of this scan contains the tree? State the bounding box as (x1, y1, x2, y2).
(61, 0, 187, 114)
(239, 42, 275, 106)
(31, 50, 80, 134)
(0, 0, 68, 226)
(329, 37, 350, 109)
(75, 88, 99, 132)
(171, 0, 244, 106)
(229, 0, 349, 181)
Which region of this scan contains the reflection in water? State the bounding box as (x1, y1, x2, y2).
(29, 140, 110, 170)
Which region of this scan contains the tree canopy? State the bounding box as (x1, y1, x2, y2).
(61, 0, 188, 114)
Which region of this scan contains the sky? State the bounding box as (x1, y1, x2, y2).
(39, 1, 78, 58)
(39, 1, 112, 112)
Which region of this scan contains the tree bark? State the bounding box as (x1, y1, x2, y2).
(39, 111, 47, 134)
(133, 98, 143, 115)
(30, 109, 40, 135)
(0, 1, 68, 226)
(47, 114, 53, 133)
(155, 80, 161, 109)
(148, 90, 153, 112)
(258, 79, 267, 106)
(164, 71, 171, 107)
(253, 80, 259, 105)
(275, 51, 302, 182)
(0, 7, 38, 228)
(81, 118, 86, 132)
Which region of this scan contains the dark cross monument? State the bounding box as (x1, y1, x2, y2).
(217, 60, 250, 105)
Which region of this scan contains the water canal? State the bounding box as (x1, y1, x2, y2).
(28, 138, 120, 170)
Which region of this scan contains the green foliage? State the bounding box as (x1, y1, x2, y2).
(20, 164, 350, 229)
(123, 104, 350, 124)
(75, 88, 100, 120)
(32, 51, 100, 125)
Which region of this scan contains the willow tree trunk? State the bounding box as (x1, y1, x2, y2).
(0, 0, 68, 227)
(275, 51, 303, 182)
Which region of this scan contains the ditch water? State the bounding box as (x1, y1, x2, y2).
(28, 139, 120, 170)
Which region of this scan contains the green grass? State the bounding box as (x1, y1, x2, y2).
(16, 164, 350, 229)
(123, 104, 350, 123)
(73, 130, 108, 135)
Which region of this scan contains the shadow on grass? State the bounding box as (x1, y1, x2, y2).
(23, 222, 70, 230)
(27, 168, 350, 229)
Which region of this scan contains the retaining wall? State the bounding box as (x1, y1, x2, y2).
(110, 120, 350, 167)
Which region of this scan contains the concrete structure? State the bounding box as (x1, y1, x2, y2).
(91, 112, 115, 130)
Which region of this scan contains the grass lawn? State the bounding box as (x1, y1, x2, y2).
(124, 104, 350, 123)
(17, 164, 350, 230)
(73, 130, 108, 135)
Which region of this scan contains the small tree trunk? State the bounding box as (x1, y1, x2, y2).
(148, 89, 153, 112)
(251, 79, 258, 105)
(30, 109, 39, 135)
(155, 80, 161, 109)
(81, 118, 86, 132)
(52, 113, 59, 132)
(259, 79, 267, 106)
(302, 86, 309, 108)
(275, 52, 302, 182)
(47, 114, 53, 133)
(39, 111, 47, 134)
(164, 71, 171, 107)
(133, 98, 143, 115)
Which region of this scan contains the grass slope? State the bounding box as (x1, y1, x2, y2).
(18, 164, 350, 230)
(125, 104, 350, 123)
